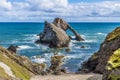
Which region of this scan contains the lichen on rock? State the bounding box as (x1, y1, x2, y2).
(106, 49, 120, 80)
(105, 27, 120, 41)
(107, 48, 120, 70)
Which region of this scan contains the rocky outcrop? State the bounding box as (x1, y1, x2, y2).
(53, 18, 84, 41)
(0, 46, 46, 80)
(36, 21, 70, 48)
(80, 27, 120, 80)
(35, 18, 84, 48)
(48, 55, 66, 75)
(7, 45, 18, 54)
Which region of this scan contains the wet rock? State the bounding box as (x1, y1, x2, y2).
(81, 45, 86, 48)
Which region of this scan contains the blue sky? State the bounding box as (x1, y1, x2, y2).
(0, 0, 120, 22)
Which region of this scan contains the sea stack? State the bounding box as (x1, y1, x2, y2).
(80, 27, 120, 80)
(35, 18, 84, 48)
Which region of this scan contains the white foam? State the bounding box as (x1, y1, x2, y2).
(23, 34, 39, 43)
(96, 32, 106, 36)
(18, 45, 32, 50)
(65, 53, 85, 60)
(30, 55, 49, 64)
(82, 40, 98, 43)
(31, 58, 46, 64)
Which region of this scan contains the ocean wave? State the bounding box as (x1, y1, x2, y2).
(82, 40, 98, 43)
(30, 56, 46, 63)
(96, 32, 106, 36)
(64, 53, 86, 60)
(18, 45, 33, 50)
(74, 45, 91, 49)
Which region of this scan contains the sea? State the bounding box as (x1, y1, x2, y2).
(0, 22, 119, 72)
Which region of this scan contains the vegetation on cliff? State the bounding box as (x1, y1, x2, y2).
(0, 46, 46, 80)
(80, 27, 120, 80)
(105, 27, 120, 41)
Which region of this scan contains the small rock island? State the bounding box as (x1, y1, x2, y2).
(35, 18, 84, 48)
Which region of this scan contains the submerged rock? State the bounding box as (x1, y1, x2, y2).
(35, 18, 84, 48)
(80, 27, 120, 80)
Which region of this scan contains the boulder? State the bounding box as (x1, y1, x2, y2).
(80, 27, 120, 80)
(35, 18, 84, 48)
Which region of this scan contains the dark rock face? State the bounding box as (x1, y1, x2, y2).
(7, 45, 18, 53)
(36, 18, 84, 48)
(80, 52, 99, 73)
(80, 27, 120, 80)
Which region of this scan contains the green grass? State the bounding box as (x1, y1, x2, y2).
(0, 53, 30, 80)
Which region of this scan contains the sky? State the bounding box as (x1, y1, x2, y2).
(0, 0, 120, 22)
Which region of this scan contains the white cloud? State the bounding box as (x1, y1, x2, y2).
(27, 0, 68, 10)
(0, 0, 12, 10)
(0, 0, 120, 22)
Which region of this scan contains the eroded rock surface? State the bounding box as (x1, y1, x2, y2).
(80, 27, 120, 80)
(36, 18, 84, 48)
(48, 55, 66, 75)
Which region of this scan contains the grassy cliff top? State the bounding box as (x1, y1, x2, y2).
(0, 46, 31, 80)
(105, 27, 120, 41)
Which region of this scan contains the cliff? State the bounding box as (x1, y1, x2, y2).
(80, 27, 120, 80)
(0, 46, 46, 80)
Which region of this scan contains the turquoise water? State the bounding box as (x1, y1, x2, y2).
(0, 22, 119, 72)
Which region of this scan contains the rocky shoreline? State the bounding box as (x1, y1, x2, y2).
(0, 18, 120, 80)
